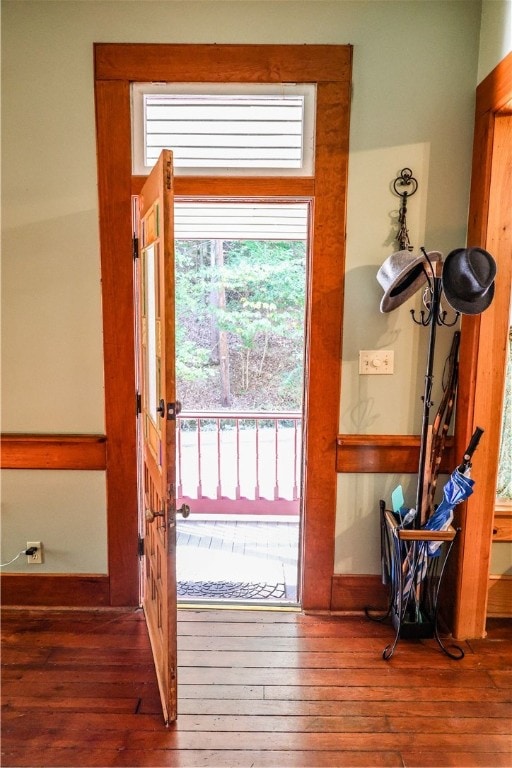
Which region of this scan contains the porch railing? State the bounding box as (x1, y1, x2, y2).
(176, 411, 302, 516)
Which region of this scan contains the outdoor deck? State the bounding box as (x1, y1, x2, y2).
(177, 518, 300, 604)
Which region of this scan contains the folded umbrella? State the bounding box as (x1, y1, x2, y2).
(402, 428, 484, 614)
(422, 427, 483, 556)
(424, 469, 474, 555)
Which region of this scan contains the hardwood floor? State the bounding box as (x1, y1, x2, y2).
(1, 608, 511, 767)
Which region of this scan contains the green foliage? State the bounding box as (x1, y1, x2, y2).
(175, 238, 306, 409)
(175, 334, 213, 382)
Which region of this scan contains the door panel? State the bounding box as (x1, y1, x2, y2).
(137, 149, 177, 724)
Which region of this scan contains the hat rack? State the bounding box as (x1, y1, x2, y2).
(392, 167, 418, 252)
(379, 173, 496, 528)
(413, 251, 459, 526)
(369, 187, 497, 653)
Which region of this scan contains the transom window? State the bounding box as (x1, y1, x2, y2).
(131, 83, 316, 176)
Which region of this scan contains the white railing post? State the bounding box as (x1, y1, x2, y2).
(177, 410, 301, 515)
(196, 418, 202, 498)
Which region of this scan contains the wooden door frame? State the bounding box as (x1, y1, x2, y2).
(94, 44, 352, 609)
(452, 51, 512, 638)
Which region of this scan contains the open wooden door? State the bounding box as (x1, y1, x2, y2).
(137, 149, 178, 724)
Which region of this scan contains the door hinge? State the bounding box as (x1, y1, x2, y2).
(137, 536, 144, 558)
(136, 391, 142, 416)
(132, 236, 139, 260)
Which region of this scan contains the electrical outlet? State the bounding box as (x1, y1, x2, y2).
(26, 541, 43, 565)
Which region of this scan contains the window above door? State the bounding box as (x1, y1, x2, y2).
(131, 83, 316, 176)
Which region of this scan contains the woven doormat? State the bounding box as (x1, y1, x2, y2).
(177, 579, 286, 600)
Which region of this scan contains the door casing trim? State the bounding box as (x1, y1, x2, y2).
(94, 43, 353, 609)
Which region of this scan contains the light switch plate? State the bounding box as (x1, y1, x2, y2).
(359, 350, 394, 375)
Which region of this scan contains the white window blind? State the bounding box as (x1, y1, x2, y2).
(174, 202, 309, 241)
(132, 84, 315, 176)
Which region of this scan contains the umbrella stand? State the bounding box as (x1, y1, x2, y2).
(366, 502, 465, 659)
(366, 430, 484, 657)
(372, 505, 465, 660)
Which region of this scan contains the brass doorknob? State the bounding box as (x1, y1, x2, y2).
(177, 503, 191, 518)
(145, 508, 165, 523)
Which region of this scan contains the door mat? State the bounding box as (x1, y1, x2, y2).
(177, 579, 286, 600)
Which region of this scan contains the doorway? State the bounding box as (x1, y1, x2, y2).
(173, 200, 309, 605)
(94, 43, 352, 610)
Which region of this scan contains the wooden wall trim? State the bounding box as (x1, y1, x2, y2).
(330, 574, 388, 613)
(336, 434, 455, 474)
(95, 78, 139, 607)
(452, 51, 512, 639)
(0, 434, 107, 470)
(0, 574, 110, 607)
(476, 51, 512, 116)
(301, 75, 351, 611)
(95, 43, 352, 83)
(487, 576, 512, 618)
(132, 177, 316, 197)
(493, 504, 512, 542)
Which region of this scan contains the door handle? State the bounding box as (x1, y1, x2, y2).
(177, 503, 191, 518)
(156, 400, 182, 420)
(145, 507, 165, 523)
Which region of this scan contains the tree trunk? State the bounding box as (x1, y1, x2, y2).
(209, 241, 220, 365)
(210, 239, 231, 407)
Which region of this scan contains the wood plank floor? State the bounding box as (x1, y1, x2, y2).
(1, 608, 511, 767)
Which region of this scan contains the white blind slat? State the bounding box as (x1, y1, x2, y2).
(144, 93, 305, 170)
(174, 202, 308, 241)
(132, 83, 315, 177)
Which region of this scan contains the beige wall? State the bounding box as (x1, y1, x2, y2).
(1, 0, 487, 576)
(478, 0, 512, 82)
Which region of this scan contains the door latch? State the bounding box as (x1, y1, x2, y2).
(177, 503, 191, 518)
(157, 400, 182, 420)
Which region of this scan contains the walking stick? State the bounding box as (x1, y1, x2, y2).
(424, 331, 460, 518)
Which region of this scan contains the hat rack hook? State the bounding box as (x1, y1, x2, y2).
(393, 168, 418, 252)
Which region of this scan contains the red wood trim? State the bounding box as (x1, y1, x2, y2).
(95, 43, 352, 84)
(0, 434, 106, 470)
(336, 434, 455, 474)
(0, 574, 110, 607)
(95, 79, 139, 607)
(132, 176, 316, 198)
(452, 52, 512, 639)
(330, 574, 388, 613)
(475, 51, 512, 116)
(301, 78, 352, 612)
(487, 576, 512, 618)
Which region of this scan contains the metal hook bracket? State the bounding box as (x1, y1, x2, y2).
(392, 168, 418, 252)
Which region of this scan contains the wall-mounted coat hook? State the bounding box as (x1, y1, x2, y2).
(392, 168, 418, 252)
